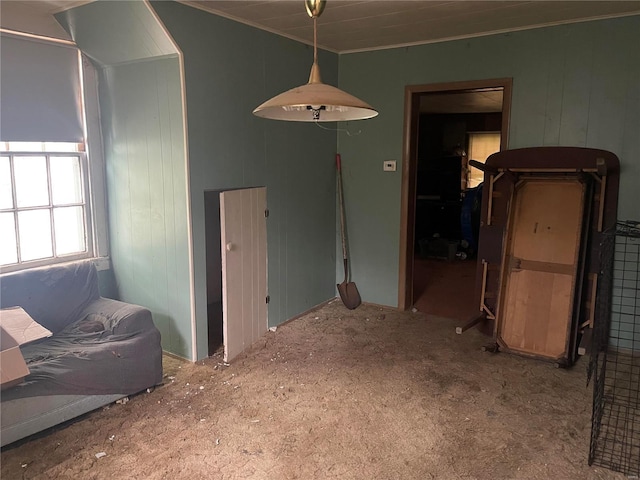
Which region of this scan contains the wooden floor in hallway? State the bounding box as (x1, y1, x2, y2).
(412, 256, 479, 322)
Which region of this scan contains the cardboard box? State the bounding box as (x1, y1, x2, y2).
(0, 307, 52, 389)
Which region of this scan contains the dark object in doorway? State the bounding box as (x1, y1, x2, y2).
(207, 301, 223, 354)
(460, 183, 483, 256)
(419, 237, 458, 261)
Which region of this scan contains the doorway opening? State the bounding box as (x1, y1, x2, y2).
(398, 79, 512, 320)
(204, 191, 223, 356)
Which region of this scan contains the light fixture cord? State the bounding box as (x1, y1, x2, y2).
(314, 121, 362, 137)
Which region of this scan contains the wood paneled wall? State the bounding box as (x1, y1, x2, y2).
(153, 1, 338, 358)
(57, 2, 193, 358)
(99, 58, 192, 358)
(338, 15, 640, 307)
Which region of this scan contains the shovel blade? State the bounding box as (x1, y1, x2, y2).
(337, 281, 362, 310)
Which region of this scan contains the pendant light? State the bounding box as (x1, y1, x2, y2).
(252, 0, 378, 122)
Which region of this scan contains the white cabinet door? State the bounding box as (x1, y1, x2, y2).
(220, 187, 267, 362)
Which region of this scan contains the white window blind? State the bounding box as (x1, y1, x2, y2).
(0, 33, 83, 143)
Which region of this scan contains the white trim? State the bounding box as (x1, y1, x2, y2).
(93, 256, 110, 271)
(144, 0, 198, 363)
(0, 27, 77, 47)
(96, 53, 179, 69)
(0, 257, 111, 276)
(80, 55, 110, 259)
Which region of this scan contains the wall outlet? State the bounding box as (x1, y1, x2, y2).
(383, 160, 396, 172)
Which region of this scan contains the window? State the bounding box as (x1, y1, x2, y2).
(1, 31, 108, 273)
(0, 142, 93, 269)
(467, 132, 501, 188)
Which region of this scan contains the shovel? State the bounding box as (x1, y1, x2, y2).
(336, 154, 361, 310)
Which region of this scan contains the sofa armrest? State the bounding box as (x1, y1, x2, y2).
(80, 297, 158, 336)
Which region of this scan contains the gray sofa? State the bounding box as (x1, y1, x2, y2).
(0, 261, 162, 447)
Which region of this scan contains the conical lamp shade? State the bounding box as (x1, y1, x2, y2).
(253, 63, 378, 122)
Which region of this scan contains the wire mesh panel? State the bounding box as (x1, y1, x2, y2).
(589, 221, 640, 475)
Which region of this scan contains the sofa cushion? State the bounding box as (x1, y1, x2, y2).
(0, 261, 100, 334)
(0, 299, 162, 400)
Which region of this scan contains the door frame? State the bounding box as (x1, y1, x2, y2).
(398, 78, 513, 310)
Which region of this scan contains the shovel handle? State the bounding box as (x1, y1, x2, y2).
(336, 154, 348, 268)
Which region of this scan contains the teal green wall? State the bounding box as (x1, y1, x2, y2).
(337, 16, 640, 307)
(56, 2, 637, 356)
(57, 1, 193, 359)
(99, 58, 192, 358)
(152, 1, 338, 358)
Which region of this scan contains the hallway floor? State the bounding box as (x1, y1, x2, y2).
(412, 257, 479, 322)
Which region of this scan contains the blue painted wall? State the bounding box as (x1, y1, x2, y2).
(151, 1, 338, 358)
(337, 16, 640, 307)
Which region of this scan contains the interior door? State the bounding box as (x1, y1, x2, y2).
(220, 187, 267, 363)
(497, 179, 586, 360)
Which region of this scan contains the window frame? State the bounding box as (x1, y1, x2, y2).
(0, 32, 110, 274)
(0, 147, 94, 272)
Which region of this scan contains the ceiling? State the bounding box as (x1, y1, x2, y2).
(182, 0, 640, 54)
(2, 0, 637, 115)
(2, 1, 639, 53)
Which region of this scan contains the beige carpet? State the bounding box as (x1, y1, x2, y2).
(1, 300, 623, 479)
